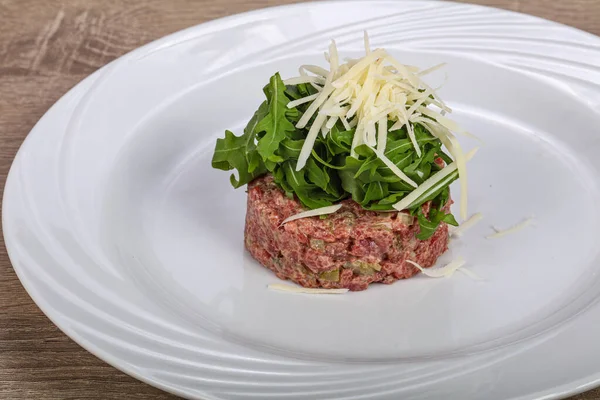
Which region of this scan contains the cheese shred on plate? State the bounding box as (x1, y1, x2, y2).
(406, 257, 467, 278)
(267, 283, 349, 294)
(487, 217, 534, 239)
(286, 32, 475, 218)
(451, 212, 484, 237)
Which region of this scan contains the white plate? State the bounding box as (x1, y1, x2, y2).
(4, 1, 600, 399)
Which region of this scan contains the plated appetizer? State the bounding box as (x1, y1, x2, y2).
(212, 34, 473, 291)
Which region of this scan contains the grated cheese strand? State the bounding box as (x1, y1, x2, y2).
(329, 40, 339, 75)
(341, 116, 351, 130)
(418, 62, 447, 77)
(301, 64, 329, 77)
(486, 217, 534, 239)
(449, 136, 469, 220)
(406, 257, 466, 278)
(295, 82, 335, 129)
(326, 116, 339, 129)
(416, 113, 469, 220)
(372, 147, 418, 188)
(280, 204, 343, 226)
(404, 110, 421, 157)
(283, 32, 476, 222)
(376, 117, 387, 151)
(287, 93, 319, 109)
(451, 212, 483, 237)
(392, 147, 478, 212)
(296, 112, 328, 170)
(331, 49, 387, 89)
(268, 284, 349, 294)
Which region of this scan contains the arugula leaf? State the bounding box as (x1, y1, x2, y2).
(416, 205, 459, 240)
(311, 149, 345, 170)
(285, 82, 318, 100)
(279, 138, 304, 159)
(338, 157, 366, 203)
(284, 84, 304, 100)
(282, 161, 333, 208)
(436, 186, 451, 209)
(379, 192, 409, 205)
(326, 126, 354, 155)
(211, 100, 270, 187)
(355, 155, 380, 178)
(325, 172, 344, 198)
(306, 158, 330, 191)
(385, 136, 436, 157)
(271, 164, 293, 195)
(211, 130, 266, 187)
(255, 73, 298, 161)
(407, 169, 459, 210)
(363, 181, 389, 204)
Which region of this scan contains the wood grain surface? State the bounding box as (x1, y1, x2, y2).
(1, 0, 600, 399)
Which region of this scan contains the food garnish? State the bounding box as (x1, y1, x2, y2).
(406, 257, 466, 278)
(212, 32, 475, 240)
(486, 217, 534, 239)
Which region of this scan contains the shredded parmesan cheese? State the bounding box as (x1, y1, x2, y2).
(285, 31, 475, 219)
(287, 93, 319, 109)
(406, 257, 466, 278)
(452, 212, 483, 237)
(372, 147, 418, 188)
(418, 62, 447, 77)
(300, 64, 329, 77)
(392, 148, 478, 212)
(486, 217, 534, 239)
(268, 284, 349, 294)
(280, 204, 343, 226)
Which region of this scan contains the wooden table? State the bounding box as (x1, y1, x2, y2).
(1, 0, 600, 399)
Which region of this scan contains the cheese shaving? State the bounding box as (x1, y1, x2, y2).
(376, 118, 387, 151)
(451, 212, 483, 237)
(392, 147, 478, 212)
(486, 217, 534, 239)
(326, 116, 339, 129)
(280, 204, 343, 226)
(418, 62, 447, 77)
(300, 64, 329, 77)
(268, 284, 349, 294)
(372, 147, 418, 188)
(406, 257, 466, 278)
(341, 116, 351, 130)
(287, 93, 319, 109)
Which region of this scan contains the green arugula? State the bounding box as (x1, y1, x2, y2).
(416, 205, 459, 240)
(211, 72, 459, 236)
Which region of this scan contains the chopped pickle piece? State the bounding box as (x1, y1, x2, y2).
(344, 261, 382, 276)
(310, 238, 326, 251)
(319, 268, 340, 282)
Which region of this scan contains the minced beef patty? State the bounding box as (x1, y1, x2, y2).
(245, 175, 450, 291)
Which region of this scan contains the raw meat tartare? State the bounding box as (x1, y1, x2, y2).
(245, 175, 450, 291)
(212, 33, 475, 291)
